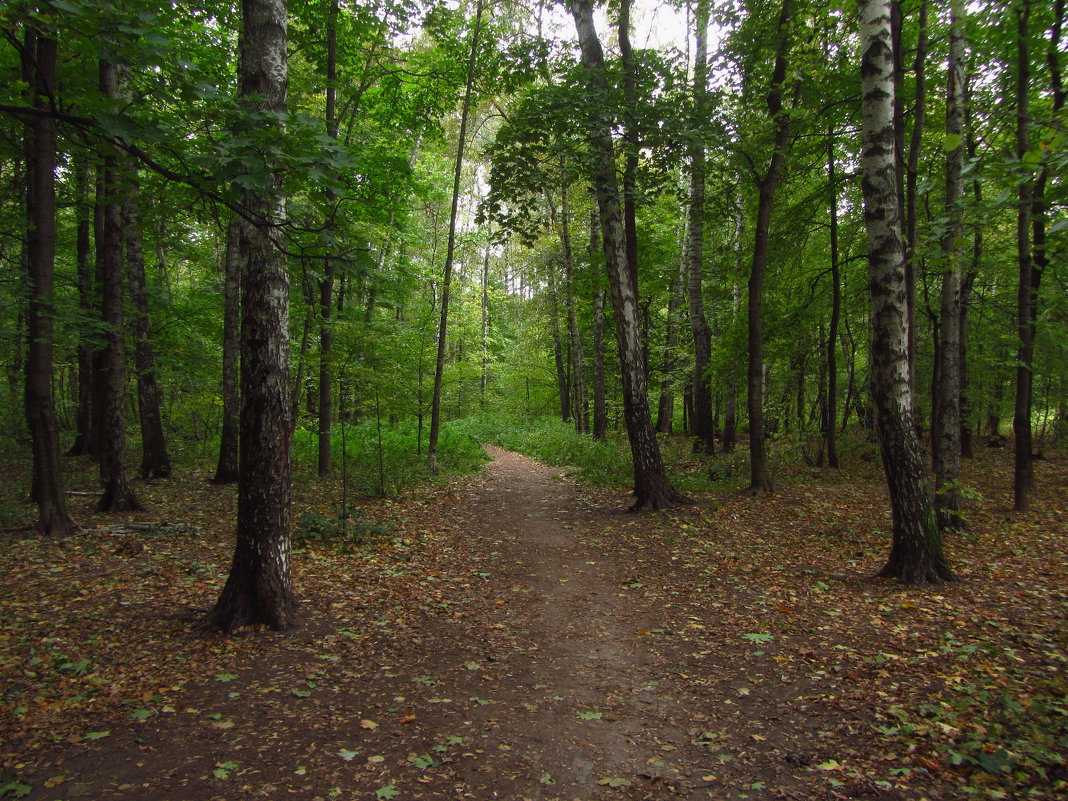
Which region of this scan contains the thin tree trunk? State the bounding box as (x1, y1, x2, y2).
(124, 169, 171, 478)
(68, 157, 94, 457)
(429, 0, 484, 474)
(826, 127, 841, 468)
(859, 0, 954, 583)
(1013, 0, 1035, 510)
(933, 2, 965, 530)
(213, 219, 241, 483)
(687, 0, 714, 454)
(617, 0, 640, 297)
(747, 0, 793, 493)
(568, 0, 686, 510)
(96, 59, 141, 513)
(23, 27, 77, 534)
(317, 0, 339, 478)
(480, 244, 490, 406)
(656, 224, 687, 434)
(557, 167, 588, 434)
(205, 0, 296, 633)
(546, 260, 570, 423)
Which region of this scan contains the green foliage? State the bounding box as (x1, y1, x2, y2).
(460, 414, 633, 487)
(292, 418, 489, 497)
(294, 507, 390, 550)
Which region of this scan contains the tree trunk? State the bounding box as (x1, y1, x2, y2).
(558, 168, 588, 434)
(205, 0, 296, 633)
(124, 168, 171, 479)
(317, 0, 339, 478)
(902, 0, 927, 427)
(546, 260, 571, 423)
(592, 284, 607, 442)
(933, 2, 965, 531)
(213, 220, 241, 484)
(687, 0, 714, 454)
(656, 225, 686, 434)
(616, 0, 640, 298)
(568, 0, 686, 510)
(746, 0, 793, 493)
(480, 244, 490, 407)
(95, 59, 141, 513)
(1013, 0, 1035, 511)
(826, 127, 841, 468)
(68, 157, 95, 457)
(859, 0, 954, 583)
(23, 28, 77, 534)
(429, 0, 484, 474)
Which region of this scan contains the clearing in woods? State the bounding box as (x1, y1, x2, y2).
(1, 444, 1066, 800)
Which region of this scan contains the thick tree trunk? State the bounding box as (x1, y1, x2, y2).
(429, 0, 484, 474)
(687, 0, 714, 454)
(616, 0, 640, 298)
(746, 0, 793, 493)
(23, 29, 77, 534)
(933, 3, 965, 530)
(124, 170, 171, 479)
(902, 1, 927, 426)
(205, 0, 296, 633)
(1013, 0, 1035, 511)
(859, 0, 954, 583)
(213, 220, 241, 484)
(95, 60, 141, 513)
(568, 0, 685, 510)
(68, 157, 94, 457)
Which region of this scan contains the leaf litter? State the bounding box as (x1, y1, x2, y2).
(0, 443, 1065, 800)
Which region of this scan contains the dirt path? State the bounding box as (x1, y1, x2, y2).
(11, 445, 1067, 800)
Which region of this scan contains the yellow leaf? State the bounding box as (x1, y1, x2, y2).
(360, 719, 379, 730)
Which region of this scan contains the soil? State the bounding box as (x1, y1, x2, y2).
(1, 443, 1066, 801)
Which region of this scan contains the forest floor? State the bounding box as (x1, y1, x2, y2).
(0, 440, 1066, 801)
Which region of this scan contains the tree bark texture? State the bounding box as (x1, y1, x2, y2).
(124, 170, 172, 479)
(746, 0, 793, 493)
(858, 0, 954, 583)
(23, 28, 77, 534)
(903, 0, 927, 424)
(568, 0, 686, 510)
(95, 59, 141, 513)
(656, 225, 687, 434)
(205, 0, 296, 633)
(933, 2, 965, 530)
(213, 219, 241, 484)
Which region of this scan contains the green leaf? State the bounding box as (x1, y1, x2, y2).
(0, 780, 32, 798)
(577, 711, 603, 720)
(408, 754, 439, 770)
(292, 688, 312, 697)
(84, 730, 111, 740)
(741, 633, 773, 643)
(375, 785, 400, 800)
(130, 708, 152, 721)
(539, 772, 555, 784)
(597, 777, 631, 788)
(942, 133, 963, 152)
(215, 673, 238, 682)
(337, 749, 359, 761)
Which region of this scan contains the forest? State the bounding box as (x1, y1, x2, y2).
(1, 0, 1066, 798)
